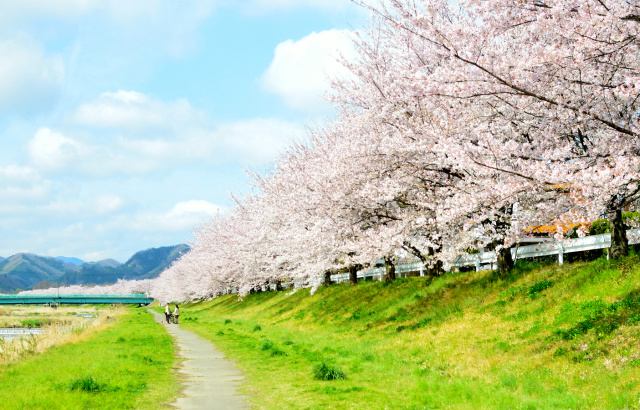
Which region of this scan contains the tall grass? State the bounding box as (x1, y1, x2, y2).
(0, 307, 125, 364)
(175, 254, 640, 409)
(0, 308, 177, 409)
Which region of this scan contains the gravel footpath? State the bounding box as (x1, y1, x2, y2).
(150, 310, 251, 409)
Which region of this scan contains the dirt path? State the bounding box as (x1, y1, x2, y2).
(150, 310, 250, 409)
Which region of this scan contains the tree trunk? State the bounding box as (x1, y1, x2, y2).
(349, 265, 358, 286)
(426, 246, 444, 277)
(496, 246, 514, 277)
(324, 270, 332, 287)
(609, 208, 629, 259)
(275, 280, 283, 291)
(384, 256, 396, 282)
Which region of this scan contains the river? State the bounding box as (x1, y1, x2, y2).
(0, 328, 45, 339)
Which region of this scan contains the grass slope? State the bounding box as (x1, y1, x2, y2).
(0, 308, 177, 409)
(177, 255, 640, 409)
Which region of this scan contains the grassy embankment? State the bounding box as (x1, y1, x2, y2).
(176, 255, 640, 409)
(0, 307, 177, 409)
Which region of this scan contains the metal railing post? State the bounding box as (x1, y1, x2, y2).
(557, 243, 564, 266)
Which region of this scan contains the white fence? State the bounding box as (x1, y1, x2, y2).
(330, 229, 640, 283)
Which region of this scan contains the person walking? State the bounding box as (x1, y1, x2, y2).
(173, 304, 180, 324)
(165, 304, 171, 324)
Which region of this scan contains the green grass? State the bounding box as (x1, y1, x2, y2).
(0, 308, 178, 409)
(174, 254, 640, 409)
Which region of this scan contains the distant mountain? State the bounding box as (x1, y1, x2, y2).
(57, 245, 189, 286)
(0, 253, 80, 292)
(0, 245, 189, 293)
(123, 244, 190, 279)
(92, 259, 121, 268)
(56, 256, 85, 266)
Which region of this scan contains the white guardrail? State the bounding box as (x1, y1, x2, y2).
(329, 229, 640, 283)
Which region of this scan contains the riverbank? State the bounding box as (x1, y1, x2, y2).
(0, 304, 101, 328)
(0, 305, 115, 364)
(0, 308, 177, 409)
(175, 255, 640, 409)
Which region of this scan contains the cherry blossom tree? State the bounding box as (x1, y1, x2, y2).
(354, 0, 640, 259)
(22, 0, 640, 302)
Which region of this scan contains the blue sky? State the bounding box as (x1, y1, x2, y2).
(0, 0, 366, 262)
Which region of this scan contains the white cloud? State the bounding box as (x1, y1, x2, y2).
(0, 165, 41, 183)
(117, 118, 304, 167)
(130, 200, 224, 232)
(0, 183, 51, 203)
(0, 39, 64, 116)
(95, 195, 125, 214)
(27, 91, 305, 178)
(70, 91, 305, 173)
(0, 165, 50, 203)
(73, 90, 205, 130)
(216, 118, 305, 163)
(35, 195, 124, 216)
(0, 193, 125, 220)
(0, 1, 216, 58)
(27, 128, 87, 171)
(168, 200, 222, 219)
(261, 29, 356, 113)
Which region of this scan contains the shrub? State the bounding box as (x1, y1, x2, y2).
(253, 324, 262, 332)
(528, 281, 553, 298)
(589, 219, 609, 235)
(261, 340, 273, 351)
(628, 313, 640, 325)
(224, 319, 232, 324)
(270, 348, 288, 357)
(553, 347, 567, 357)
(312, 362, 347, 381)
(589, 212, 640, 235)
(68, 376, 106, 393)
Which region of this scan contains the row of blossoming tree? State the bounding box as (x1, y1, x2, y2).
(22, 0, 640, 303)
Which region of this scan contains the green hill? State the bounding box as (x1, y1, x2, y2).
(123, 244, 189, 279)
(174, 255, 640, 409)
(56, 245, 189, 287)
(0, 254, 79, 291)
(0, 245, 189, 292)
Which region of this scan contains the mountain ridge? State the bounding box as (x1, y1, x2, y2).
(56, 256, 85, 266)
(0, 245, 189, 293)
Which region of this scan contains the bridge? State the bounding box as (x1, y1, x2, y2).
(0, 294, 154, 305)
